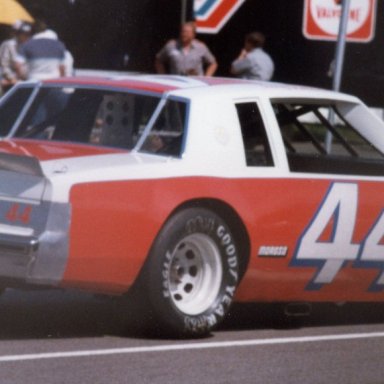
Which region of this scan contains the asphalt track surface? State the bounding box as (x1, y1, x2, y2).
(0, 290, 384, 383)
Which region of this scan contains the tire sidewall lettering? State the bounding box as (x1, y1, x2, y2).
(156, 211, 240, 334)
(186, 215, 216, 235)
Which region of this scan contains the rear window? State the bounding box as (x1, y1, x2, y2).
(236, 102, 273, 166)
(14, 87, 160, 150)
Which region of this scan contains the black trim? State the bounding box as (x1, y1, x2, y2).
(288, 153, 384, 176)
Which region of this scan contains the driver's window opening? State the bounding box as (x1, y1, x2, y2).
(273, 103, 382, 159)
(273, 101, 384, 175)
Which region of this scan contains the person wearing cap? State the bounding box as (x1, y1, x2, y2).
(0, 21, 32, 94)
(231, 32, 274, 81)
(15, 20, 67, 81)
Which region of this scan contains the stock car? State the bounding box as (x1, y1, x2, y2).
(0, 75, 384, 337)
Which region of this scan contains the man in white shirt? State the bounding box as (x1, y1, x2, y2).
(231, 32, 274, 81)
(0, 21, 32, 93)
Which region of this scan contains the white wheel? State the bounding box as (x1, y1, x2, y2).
(142, 208, 241, 337)
(168, 233, 223, 316)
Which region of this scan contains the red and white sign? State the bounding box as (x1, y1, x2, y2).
(195, 0, 245, 34)
(303, 0, 377, 42)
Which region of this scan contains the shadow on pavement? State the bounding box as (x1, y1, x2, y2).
(222, 301, 384, 331)
(0, 288, 384, 340)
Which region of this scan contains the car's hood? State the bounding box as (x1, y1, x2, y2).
(0, 139, 126, 162)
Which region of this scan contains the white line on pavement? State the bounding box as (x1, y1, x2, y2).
(1, 331, 384, 362)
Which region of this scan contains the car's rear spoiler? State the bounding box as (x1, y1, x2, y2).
(0, 153, 43, 177)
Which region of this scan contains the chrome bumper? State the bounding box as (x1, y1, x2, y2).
(0, 234, 38, 255)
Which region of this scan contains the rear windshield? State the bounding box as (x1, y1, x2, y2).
(11, 86, 188, 157)
(14, 87, 160, 150)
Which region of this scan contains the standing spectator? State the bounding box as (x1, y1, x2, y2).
(0, 21, 32, 94)
(155, 22, 217, 77)
(231, 32, 274, 81)
(63, 50, 74, 76)
(15, 20, 66, 81)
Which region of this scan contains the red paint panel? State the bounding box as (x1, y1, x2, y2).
(196, 0, 238, 29)
(63, 177, 384, 302)
(44, 77, 178, 94)
(0, 139, 125, 161)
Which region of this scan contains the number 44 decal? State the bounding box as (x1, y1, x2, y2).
(293, 182, 384, 292)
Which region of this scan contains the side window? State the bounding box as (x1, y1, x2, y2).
(273, 101, 384, 175)
(0, 87, 34, 136)
(235, 102, 273, 166)
(140, 99, 187, 157)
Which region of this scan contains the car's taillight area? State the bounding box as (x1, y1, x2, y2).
(0, 201, 41, 255)
(0, 153, 70, 286)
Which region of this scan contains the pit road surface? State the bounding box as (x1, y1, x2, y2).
(0, 289, 384, 384)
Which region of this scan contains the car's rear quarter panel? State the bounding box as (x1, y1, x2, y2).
(63, 176, 384, 302)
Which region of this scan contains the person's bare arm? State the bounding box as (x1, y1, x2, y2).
(205, 61, 217, 77)
(155, 58, 166, 74)
(231, 49, 250, 75)
(59, 64, 65, 77)
(155, 41, 172, 74)
(14, 61, 26, 80)
(202, 44, 218, 77)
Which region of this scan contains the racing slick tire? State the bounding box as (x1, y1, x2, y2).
(141, 207, 241, 338)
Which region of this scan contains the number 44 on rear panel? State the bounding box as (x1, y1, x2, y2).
(294, 182, 384, 291)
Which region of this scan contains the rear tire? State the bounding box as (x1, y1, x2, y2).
(141, 208, 240, 338)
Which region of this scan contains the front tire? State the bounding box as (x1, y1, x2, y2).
(142, 207, 241, 337)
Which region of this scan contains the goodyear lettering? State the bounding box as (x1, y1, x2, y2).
(226, 285, 236, 297)
(216, 225, 239, 284)
(183, 283, 237, 333)
(162, 251, 173, 298)
(186, 216, 215, 234)
(214, 304, 225, 317)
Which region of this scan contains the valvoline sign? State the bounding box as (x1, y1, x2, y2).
(195, 0, 245, 34)
(303, 0, 377, 42)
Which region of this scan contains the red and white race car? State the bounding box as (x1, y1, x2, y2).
(0, 75, 384, 336)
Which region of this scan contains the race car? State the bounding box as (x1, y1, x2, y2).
(0, 75, 384, 337)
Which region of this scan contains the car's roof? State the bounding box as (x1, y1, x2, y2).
(42, 75, 359, 102)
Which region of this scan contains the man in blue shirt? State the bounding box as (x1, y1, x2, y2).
(231, 32, 274, 81)
(16, 20, 66, 81)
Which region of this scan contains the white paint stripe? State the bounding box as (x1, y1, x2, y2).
(1, 331, 384, 363)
